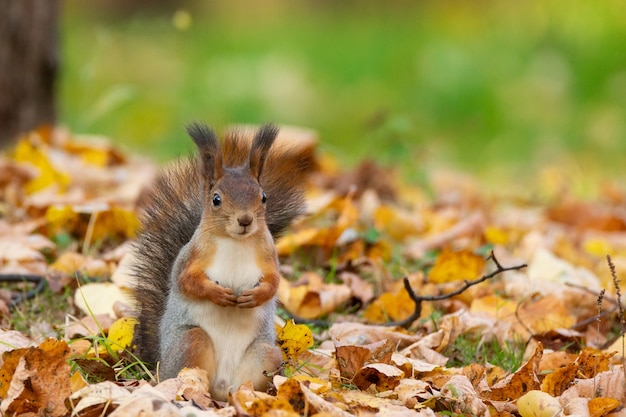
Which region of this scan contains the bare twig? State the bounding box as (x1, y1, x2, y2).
(607, 254, 626, 380)
(387, 251, 527, 328)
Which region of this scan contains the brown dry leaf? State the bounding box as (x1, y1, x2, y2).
(400, 330, 450, 367)
(66, 380, 131, 416)
(538, 350, 579, 373)
(576, 348, 614, 378)
(231, 382, 288, 416)
(428, 247, 486, 284)
(177, 368, 214, 410)
(391, 353, 440, 376)
(0, 330, 34, 369)
(278, 272, 352, 319)
(547, 201, 626, 232)
(338, 271, 375, 305)
(0, 338, 72, 417)
(274, 376, 354, 417)
(440, 374, 490, 417)
(482, 342, 543, 401)
(560, 366, 626, 403)
(329, 322, 421, 350)
(352, 363, 405, 391)
(335, 339, 395, 379)
(539, 361, 577, 396)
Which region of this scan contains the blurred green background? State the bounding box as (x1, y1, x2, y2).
(60, 0, 626, 184)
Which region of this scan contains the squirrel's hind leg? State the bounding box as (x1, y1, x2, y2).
(160, 327, 217, 387)
(231, 340, 282, 395)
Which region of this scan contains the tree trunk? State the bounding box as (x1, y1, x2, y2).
(0, 0, 59, 147)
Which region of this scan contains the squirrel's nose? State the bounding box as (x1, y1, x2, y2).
(238, 214, 253, 227)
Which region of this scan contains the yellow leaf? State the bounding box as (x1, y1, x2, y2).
(363, 288, 415, 323)
(428, 248, 486, 284)
(583, 238, 614, 257)
(275, 228, 319, 256)
(107, 317, 137, 350)
(13, 137, 70, 194)
(484, 226, 509, 245)
(92, 206, 140, 240)
(277, 319, 313, 362)
(374, 205, 423, 241)
(517, 390, 561, 417)
(70, 370, 88, 393)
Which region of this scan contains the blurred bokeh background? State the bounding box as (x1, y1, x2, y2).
(60, 0, 626, 185)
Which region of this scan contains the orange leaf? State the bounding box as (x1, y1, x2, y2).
(588, 397, 621, 417)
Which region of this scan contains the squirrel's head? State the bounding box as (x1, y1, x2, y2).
(186, 123, 278, 239)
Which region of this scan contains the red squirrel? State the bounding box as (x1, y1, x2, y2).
(131, 123, 315, 400)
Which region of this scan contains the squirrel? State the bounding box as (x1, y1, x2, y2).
(130, 123, 315, 401)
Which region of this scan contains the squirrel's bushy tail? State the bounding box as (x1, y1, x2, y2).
(131, 124, 316, 366)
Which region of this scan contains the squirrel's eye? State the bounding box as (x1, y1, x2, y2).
(212, 193, 222, 207)
(261, 192, 267, 204)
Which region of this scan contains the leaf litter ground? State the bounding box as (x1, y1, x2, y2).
(0, 127, 625, 416)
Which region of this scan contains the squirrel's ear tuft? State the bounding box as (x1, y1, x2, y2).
(249, 123, 278, 181)
(186, 123, 223, 187)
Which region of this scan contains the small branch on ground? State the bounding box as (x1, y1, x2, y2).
(387, 251, 527, 328)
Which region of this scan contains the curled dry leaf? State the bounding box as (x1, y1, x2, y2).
(560, 366, 626, 403)
(481, 342, 543, 401)
(278, 272, 352, 319)
(352, 363, 405, 391)
(67, 380, 131, 416)
(335, 339, 395, 379)
(440, 375, 490, 417)
(0, 338, 72, 417)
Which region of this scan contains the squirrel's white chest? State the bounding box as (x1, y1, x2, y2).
(205, 237, 261, 295)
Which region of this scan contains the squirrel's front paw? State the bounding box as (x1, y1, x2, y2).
(207, 282, 238, 307)
(237, 282, 274, 308)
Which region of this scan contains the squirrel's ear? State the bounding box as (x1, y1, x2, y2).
(186, 123, 223, 188)
(249, 123, 278, 181)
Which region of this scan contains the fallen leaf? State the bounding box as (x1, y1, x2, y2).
(277, 319, 314, 364)
(335, 339, 395, 379)
(482, 343, 543, 401)
(279, 272, 352, 319)
(107, 317, 137, 350)
(440, 374, 490, 417)
(74, 282, 134, 318)
(588, 397, 621, 417)
(516, 390, 562, 417)
(0, 338, 72, 417)
(539, 361, 577, 396)
(352, 363, 404, 391)
(428, 247, 486, 284)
